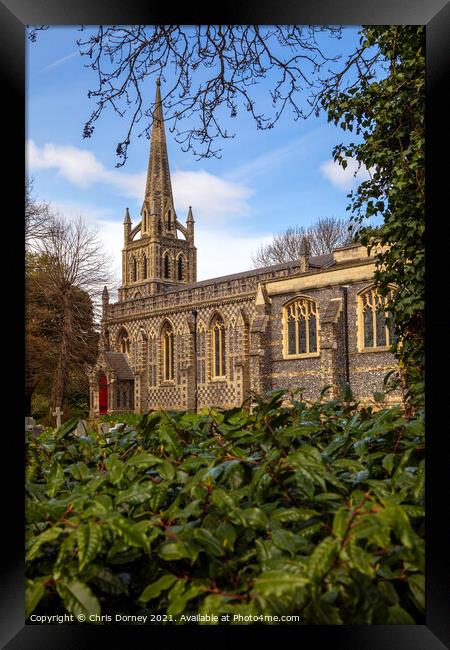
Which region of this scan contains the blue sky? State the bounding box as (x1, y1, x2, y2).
(26, 26, 370, 298)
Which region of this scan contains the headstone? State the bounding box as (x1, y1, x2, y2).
(32, 425, 44, 439)
(76, 419, 89, 437)
(25, 417, 36, 432)
(98, 422, 110, 435)
(52, 406, 63, 429)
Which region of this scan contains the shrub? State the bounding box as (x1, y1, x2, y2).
(25, 390, 424, 625)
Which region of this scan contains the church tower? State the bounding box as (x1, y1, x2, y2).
(118, 78, 197, 300)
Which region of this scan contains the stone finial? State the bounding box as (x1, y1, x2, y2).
(299, 236, 310, 272)
(187, 206, 194, 223)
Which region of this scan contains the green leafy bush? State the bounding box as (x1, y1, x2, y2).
(25, 390, 424, 625)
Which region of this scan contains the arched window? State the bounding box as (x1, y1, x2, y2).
(143, 255, 148, 279)
(284, 297, 319, 357)
(211, 315, 226, 378)
(359, 286, 396, 350)
(167, 210, 172, 230)
(177, 255, 184, 281)
(118, 328, 130, 354)
(163, 254, 170, 279)
(130, 257, 137, 282)
(161, 322, 174, 382)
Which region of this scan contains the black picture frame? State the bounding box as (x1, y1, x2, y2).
(4, 0, 449, 647)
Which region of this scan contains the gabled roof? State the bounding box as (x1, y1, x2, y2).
(104, 352, 134, 380)
(162, 253, 336, 293)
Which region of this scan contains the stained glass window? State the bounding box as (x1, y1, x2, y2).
(284, 298, 318, 356)
(360, 286, 396, 349)
(212, 316, 226, 377)
(162, 323, 174, 381)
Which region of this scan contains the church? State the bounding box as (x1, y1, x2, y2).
(88, 80, 398, 416)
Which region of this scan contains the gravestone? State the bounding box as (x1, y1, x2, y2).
(98, 422, 110, 435)
(75, 419, 89, 437)
(25, 417, 36, 432)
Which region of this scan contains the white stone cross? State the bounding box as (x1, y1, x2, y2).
(52, 406, 63, 429)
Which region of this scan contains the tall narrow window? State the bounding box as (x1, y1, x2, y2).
(211, 315, 226, 378)
(359, 286, 396, 350)
(177, 255, 184, 281)
(162, 322, 174, 382)
(284, 297, 318, 356)
(167, 210, 172, 230)
(143, 255, 148, 279)
(118, 329, 130, 354)
(131, 257, 137, 282)
(164, 254, 170, 279)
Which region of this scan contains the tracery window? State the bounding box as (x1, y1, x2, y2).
(284, 297, 318, 357)
(211, 315, 226, 378)
(359, 286, 396, 350)
(161, 322, 174, 382)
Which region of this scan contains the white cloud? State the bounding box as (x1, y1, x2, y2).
(27, 140, 252, 224)
(195, 229, 273, 280)
(320, 157, 372, 191)
(27, 139, 144, 197)
(172, 170, 253, 224)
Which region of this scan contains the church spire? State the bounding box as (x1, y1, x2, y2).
(144, 78, 174, 218)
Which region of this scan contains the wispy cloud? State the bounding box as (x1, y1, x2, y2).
(319, 157, 372, 192)
(40, 50, 79, 73)
(225, 126, 324, 183)
(27, 139, 253, 225)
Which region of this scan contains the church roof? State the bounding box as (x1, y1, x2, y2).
(162, 253, 335, 293)
(103, 352, 134, 380)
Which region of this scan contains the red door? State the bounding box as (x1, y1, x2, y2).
(99, 374, 108, 414)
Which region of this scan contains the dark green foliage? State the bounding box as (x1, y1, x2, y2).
(322, 26, 425, 408)
(26, 391, 424, 624)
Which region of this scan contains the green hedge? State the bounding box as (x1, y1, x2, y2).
(25, 389, 424, 625)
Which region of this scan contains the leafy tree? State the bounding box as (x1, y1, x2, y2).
(25, 251, 100, 418)
(322, 26, 425, 407)
(252, 217, 354, 267)
(32, 214, 111, 413)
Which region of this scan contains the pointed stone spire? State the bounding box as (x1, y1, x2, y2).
(102, 285, 109, 317)
(144, 78, 174, 219)
(186, 205, 194, 240)
(299, 236, 310, 272)
(123, 208, 132, 245)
